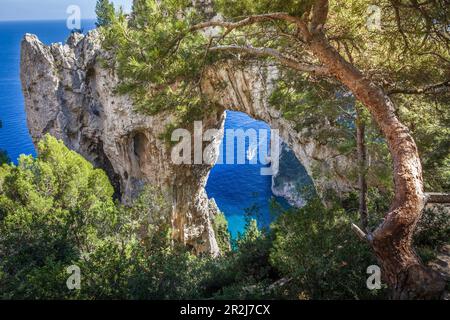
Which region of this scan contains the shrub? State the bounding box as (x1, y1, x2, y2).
(213, 211, 231, 254)
(414, 205, 450, 263)
(0, 135, 195, 299)
(0, 135, 116, 298)
(270, 197, 387, 299)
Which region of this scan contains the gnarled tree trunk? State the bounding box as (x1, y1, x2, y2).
(356, 107, 368, 231)
(308, 32, 445, 299)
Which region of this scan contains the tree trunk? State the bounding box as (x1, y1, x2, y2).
(356, 107, 368, 231)
(308, 33, 446, 299)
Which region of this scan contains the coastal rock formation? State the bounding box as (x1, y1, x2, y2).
(21, 31, 222, 255)
(201, 63, 356, 197)
(271, 144, 314, 207)
(20, 30, 355, 254)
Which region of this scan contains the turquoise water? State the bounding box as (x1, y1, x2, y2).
(0, 20, 296, 237)
(205, 111, 290, 238)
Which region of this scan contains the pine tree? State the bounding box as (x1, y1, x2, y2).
(130, 0, 152, 28)
(95, 0, 115, 27)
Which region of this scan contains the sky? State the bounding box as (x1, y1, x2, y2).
(0, 0, 133, 21)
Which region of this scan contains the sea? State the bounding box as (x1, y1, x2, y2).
(0, 20, 295, 238)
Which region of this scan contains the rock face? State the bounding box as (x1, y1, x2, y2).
(272, 143, 314, 207)
(21, 31, 222, 255)
(20, 30, 355, 255)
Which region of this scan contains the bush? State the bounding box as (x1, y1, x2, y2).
(414, 205, 450, 263)
(270, 197, 387, 299)
(0, 135, 117, 298)
(213, 211, 231, 254)
(200, 219, 278, 300)
(0, 135, 203, 299)
(0, 135, 414, 300)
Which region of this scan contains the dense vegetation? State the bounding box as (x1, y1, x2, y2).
(95, 0, 116, 27)
(1, 136, 447, 299)
(0, 0, 448, 300)
(97, 0, 450, 298)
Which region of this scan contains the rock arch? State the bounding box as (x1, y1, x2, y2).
(21, 31, 356, 255)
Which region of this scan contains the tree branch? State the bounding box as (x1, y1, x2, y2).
(425, 192, 450, 204)
(387, 80, 450, 95)
(191, 12, 310, 40)
(390, 0, 410, 51)
(208, 45, 328, 76)
(351, 223, 373, 243)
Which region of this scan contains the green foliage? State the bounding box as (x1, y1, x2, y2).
(3, 138, 445, 300)
(102, 0, 212, 120)
(102, 0, 449, 193)
(0, 136, 203, 299)
(329, 0, 449, 88)
(270, 73, 394, 193)
(201, 219, 277, 299)
(341, 187, 392, 230)
(0, 150, 9, 165)
(77, 239, 207, 299)
(269, 71, 354, 138)
(100, 1, 449, 195)
(396, 95, 450, 191)
(214, 0, 314, 17)
(213, 211, 231, 254)
(270, 197, 387, 299)
(5, 0, 449, 296)
(327, 0, 450, 191)
(414, 206, 450, 264)
(96, 0, 115, 27)
(0, 136, 276, 300)
(0, 135, 116, 298)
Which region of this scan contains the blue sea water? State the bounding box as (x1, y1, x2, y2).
(0, 20, 292, 237)
(205, 111, 290, 238)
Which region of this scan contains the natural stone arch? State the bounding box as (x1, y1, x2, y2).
(201, 62, 357, 197)
(21, 31, 357, 256)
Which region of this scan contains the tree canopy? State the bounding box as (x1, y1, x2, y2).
(102, 0, 449, 191)
(96, 0, 116, 27)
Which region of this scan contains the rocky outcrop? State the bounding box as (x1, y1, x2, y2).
(21, 31, 222, 255)
(20, 30, 355, 255)
(272, 144, 313, 207)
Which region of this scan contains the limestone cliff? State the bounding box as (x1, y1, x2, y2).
(21, 31, 222, 255)
(272, 143, 314, 207)
(20, 30, 356, 255)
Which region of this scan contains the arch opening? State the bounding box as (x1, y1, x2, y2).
(205, 110, 314, 238)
